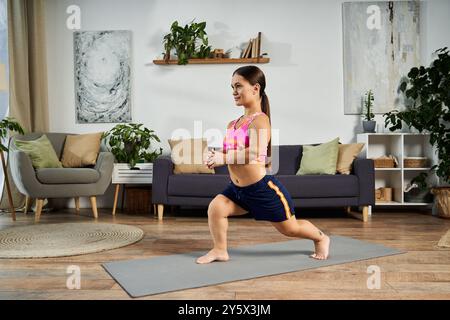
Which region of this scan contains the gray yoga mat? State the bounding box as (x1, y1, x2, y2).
(103, 235, 405, 298)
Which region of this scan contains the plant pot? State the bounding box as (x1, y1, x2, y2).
(430, 187, 450, 218)
(363, 120, 376, 133)
(404, 188, 434, 203)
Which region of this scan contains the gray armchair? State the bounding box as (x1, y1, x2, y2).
(9, 133, 114, 222)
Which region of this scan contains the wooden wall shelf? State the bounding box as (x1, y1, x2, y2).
(153, 57, 270, 65)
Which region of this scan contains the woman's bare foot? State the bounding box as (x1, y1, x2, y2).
(196, 248, 230, 264)
(310, 235, 330, 260)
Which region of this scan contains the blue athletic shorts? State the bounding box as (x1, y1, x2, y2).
(219, 175, 296, 222)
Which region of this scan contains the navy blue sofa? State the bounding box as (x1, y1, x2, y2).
(152, 145, 375, 222)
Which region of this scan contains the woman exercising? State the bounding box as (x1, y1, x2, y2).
(196, 66, 330, 264)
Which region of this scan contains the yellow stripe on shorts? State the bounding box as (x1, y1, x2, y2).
(267, 180, 292, 220)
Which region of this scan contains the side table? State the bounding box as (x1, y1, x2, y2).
(111, 163, 154, 216)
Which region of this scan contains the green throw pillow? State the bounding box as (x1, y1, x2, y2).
(296, 137, 340, 175)
(15, 135, 63, 169)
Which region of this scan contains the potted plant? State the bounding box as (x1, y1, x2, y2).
(383, 47, 450, 218)
(162, 19, 212, 65)
(0, 117, 24, 220)
(362, 89, 376, 133)
(102, 123, 163, 169)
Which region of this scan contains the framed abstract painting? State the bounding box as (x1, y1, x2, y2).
(342, 1, 420, 114)
(74, 30, 132, 123)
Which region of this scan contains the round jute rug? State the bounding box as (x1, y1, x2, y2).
(0, 222, 144, 258)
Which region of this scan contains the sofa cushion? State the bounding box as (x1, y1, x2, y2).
(36, 168, 100, 184)
(274, 174, 359, 198)
(168, 138, 214, 174)
(168, 174, 230, 197)
(297, 137, 340, 175)
(337, 143, 365, 174)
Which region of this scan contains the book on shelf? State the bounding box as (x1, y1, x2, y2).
(246, 38, 253, 58)
(241, 33, 263, 59)
(242, 39, 252, 58)
(257, 31, 261, 58)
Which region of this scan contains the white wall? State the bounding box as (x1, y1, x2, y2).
(44, 0, 450, 208)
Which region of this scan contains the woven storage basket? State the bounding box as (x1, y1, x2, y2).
(404, 157, 428, 168)
(374, 158, 395, 168)
(125, 186, 153, 214)
(431, 187, 450, 219)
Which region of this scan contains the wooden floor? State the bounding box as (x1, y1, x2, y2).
(0, 207, 449, 300)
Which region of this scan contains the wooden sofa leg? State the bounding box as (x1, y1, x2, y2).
(346, 205, 370, 223)
(35, 199, 44, 223)
(362, 206, 369, 222)
(74, 197, 80, 214)
(90, 196, 98, 219)
(157, 204, 164, 220)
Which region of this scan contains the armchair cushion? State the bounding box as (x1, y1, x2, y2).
(61, 132, 103, 168)
(36, 168, 100, 184)
(14, 134, 63, 169)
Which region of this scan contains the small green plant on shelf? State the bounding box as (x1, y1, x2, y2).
(162, 19, 212, 65)
(102, 123, 163, 169)
(363, 89, 375, 121)
(362, 89, 376, 132)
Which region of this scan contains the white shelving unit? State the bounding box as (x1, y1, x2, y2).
(356, 133, 438, 207)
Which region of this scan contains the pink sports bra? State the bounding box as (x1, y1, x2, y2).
(223, 112, 267, 161)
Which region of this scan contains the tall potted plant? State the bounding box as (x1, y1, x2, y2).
(162, 19, 212, 65)
(0, 117, 24, 221)
(362, 89, 376, 133)
(102, 123, 163, 169)
(383, 47, 450, 218)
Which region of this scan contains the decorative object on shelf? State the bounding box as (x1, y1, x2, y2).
(404, 157, 429, 168)
(343, 1, 420, 114)
(212, 49, 224, 58)
(162, 19, 212, 65)
(74, 31, 132, 123)
(372, 155, 398, 168)
(362, 89, 376, 133)
(375, 187, 393, 202)
(102, 123, 162, 169)
(383, 47, 450, 217)
(0, 117, 24, 221)
(224, 46, 242, 59)
(404, 172, 434, 204)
